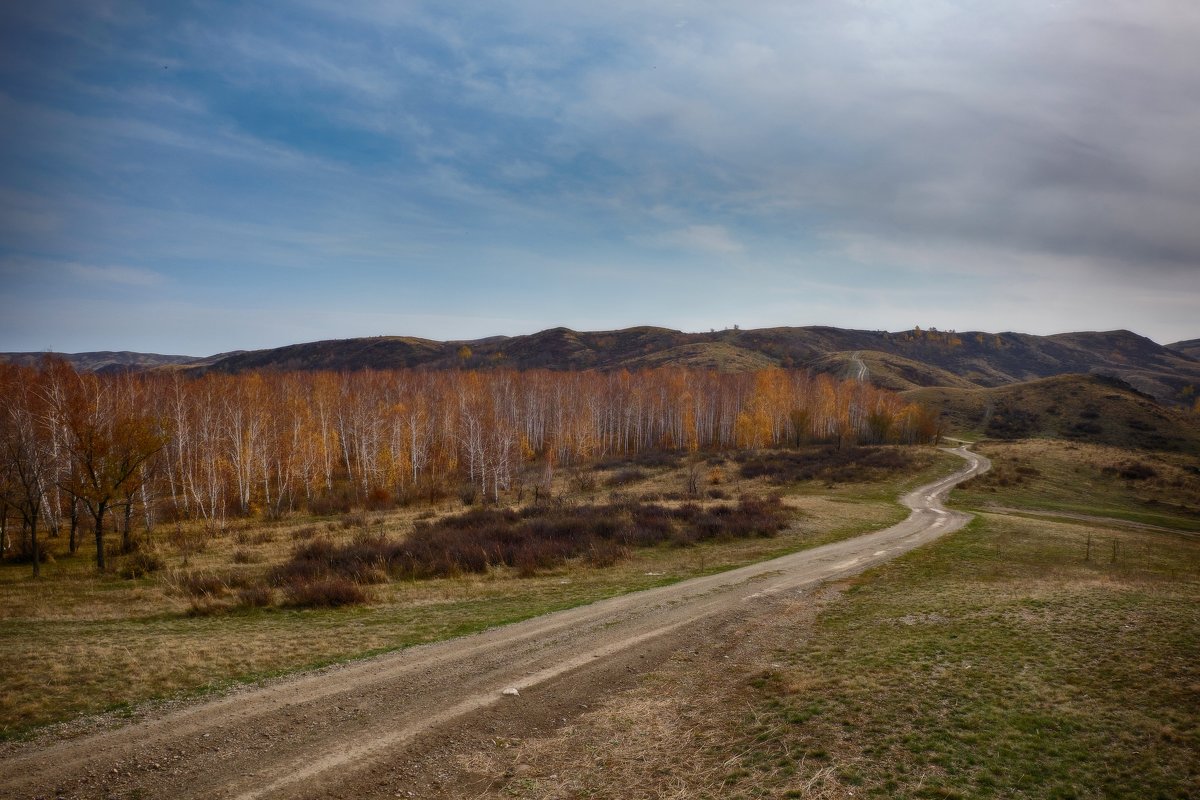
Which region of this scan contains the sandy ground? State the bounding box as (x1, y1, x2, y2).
(0, 447, 988, 800)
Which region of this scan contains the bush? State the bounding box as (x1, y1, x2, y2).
(291, 525, 319, 541)
(231, 548, 259, 564)
(176, 571, 229, 597)
(236, 584, 273, 608)
(281, 577, 367, 608)
(737, 446, 916, 484)
(119, 550, 164, 579)
(606, 468, 648, 487)
(308, 493, 352, 516)
(1117, 462, 1158, 481)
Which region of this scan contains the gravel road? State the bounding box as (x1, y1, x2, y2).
(0, 446, 989, 800)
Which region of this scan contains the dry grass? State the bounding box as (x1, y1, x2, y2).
(457, 511, 1200, 799)
(0, 446, 954, 737)
(953, 439, 1200, 531)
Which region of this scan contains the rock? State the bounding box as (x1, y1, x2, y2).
(501, 687, 520, 697)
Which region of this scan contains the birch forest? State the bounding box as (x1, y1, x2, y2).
(1, 358, 940, 570)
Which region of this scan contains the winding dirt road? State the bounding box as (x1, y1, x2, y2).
(0, 446, 989, 800)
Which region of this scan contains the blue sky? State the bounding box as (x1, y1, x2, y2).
(2, 0, 1198, 355)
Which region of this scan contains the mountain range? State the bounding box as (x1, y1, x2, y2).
(4, 326, 1199, 407)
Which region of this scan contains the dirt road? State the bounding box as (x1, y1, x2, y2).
(847, 350, 868, 383)
(0, 446, 988, 800)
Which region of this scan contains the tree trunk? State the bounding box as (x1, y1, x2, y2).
(93, 502, 108, 571)
(122, 498, 134, 554)
(68, 498, 79, 555)
(29, 512, 39, 579)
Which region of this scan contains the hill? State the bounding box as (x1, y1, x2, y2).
(7, 326, 1198, 407)
(0, 350, 207, 373)
(187, 326, 1200, 405)
(1168, 338, 1200, 360)
(905, 374, 1200, 453)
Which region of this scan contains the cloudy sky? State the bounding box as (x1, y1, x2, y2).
(1, 0, 1198, 355)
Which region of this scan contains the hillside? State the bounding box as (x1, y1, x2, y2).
(905, 374, 1200, 453)
(187, 326, 1200, 405)
(0, 350, 206, 373)
(1168, 338, 1200, 360)
(8, 325, 1198, 407)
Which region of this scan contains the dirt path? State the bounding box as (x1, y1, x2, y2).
(0, 447, 988, 800)
(848, 350, 868, 383)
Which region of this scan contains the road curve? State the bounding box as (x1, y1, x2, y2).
(0, 446, 989, 800)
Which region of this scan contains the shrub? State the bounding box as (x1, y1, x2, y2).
(236, 584, 273, 608)
(291, 525, 319, 541)
(119, 550, 164, 579)
(340, 512, 368, 530)
(606, 468, 649, 487)
(308, 493, 352, 516)
(231, 548, 259, 565)
(365, 487, 394, 511)
(1118, 462, 1158, 481)
(281, 577, 368, 608)
(737, 446, 916, 484)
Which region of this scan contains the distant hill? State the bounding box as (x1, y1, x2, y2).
(905, 374, 1200, 454)
(6, 326, 1198, 408)
(0, 350, 207, 374)
(1168, 338, 1200, 360)
(181, 326, 1200, 406)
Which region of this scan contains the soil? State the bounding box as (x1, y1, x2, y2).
(0, 447, 988, 800)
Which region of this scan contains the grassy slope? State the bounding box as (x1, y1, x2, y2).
(907, 374, 1200, 453)
(0, 448, 954, 738)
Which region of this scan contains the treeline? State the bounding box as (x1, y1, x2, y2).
(0, 359, 940, 572)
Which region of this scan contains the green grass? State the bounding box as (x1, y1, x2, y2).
(746, 512, 1200, 798)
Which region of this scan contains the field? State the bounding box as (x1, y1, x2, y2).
(0, 445, 950, 739)
(446, 439, 1200, 799)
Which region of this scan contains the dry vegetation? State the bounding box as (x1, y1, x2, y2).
(952, 439, 1200, 531)
(455, 469, 1200, 799)
(0, 445, 950, 738)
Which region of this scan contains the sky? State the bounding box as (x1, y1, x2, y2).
(1, 0, 1198, 356)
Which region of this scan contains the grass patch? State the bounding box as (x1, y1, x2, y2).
(739, 513, 1200, 798)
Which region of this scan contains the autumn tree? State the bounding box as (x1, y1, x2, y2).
(53, 370, 168, 570)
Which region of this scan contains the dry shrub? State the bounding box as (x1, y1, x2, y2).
(231, 548, 259, 565)
(308, 493, 352, 516)
(236, 585, 274, 608)
(119, 549, 164, 579)
(281, 577, 368, 608)
(235, 529, 276, 546)
(291, 525, 319, 541)
(365, 487, 394, 511)
(340, 512, 368, 530)
(605, 468, 648, 487)
(736, 446, 916, 484)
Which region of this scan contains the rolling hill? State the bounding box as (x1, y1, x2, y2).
(904, 374, 1200, 453)
(6, 326, 1198, 410)
(177, 326, 1200, 406)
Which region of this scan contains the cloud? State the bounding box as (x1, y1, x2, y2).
(647, 224, 743, 255)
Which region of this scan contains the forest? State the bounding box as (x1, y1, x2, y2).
(0, 359, 940, 573)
